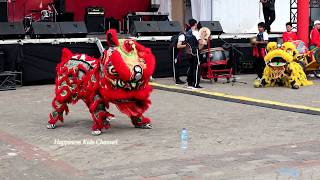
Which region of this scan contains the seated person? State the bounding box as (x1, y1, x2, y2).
(309, 20, 320, 78)
(310, 20, 320, 50)
(282, 22, 297, 42)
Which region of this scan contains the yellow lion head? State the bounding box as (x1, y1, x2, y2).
(264, 42, 300, 66)
(257, 42, 312, 89)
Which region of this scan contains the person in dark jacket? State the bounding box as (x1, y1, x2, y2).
(260, 0, 276, 33)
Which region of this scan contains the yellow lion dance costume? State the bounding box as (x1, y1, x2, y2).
(254, 42, 312, 89)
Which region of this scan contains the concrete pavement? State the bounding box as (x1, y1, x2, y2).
(0, 75, 320, 179)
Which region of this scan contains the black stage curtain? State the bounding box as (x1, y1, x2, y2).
(0, 44, 24, 72)
(21, 43, 100, 83)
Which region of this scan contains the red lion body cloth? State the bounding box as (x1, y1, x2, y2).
(47, 30, 156, 135)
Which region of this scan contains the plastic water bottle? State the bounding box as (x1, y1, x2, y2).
(180, 128, 188, 150)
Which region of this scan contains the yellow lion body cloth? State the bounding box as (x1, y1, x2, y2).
(254, 42, 313, 89)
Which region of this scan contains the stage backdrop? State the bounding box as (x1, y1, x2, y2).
(7, 0, 150, 22)
(191, 0, 291, 33)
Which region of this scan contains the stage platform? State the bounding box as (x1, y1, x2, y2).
(0, 33, 282, 84)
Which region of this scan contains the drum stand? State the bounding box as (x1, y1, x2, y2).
(50, 3, 58, 22)
(218, 35, 248, 86)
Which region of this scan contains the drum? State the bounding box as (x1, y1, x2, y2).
(41, 10, 52, 21)
(291, 40, 308, 55)
(200, 48, 228, 64)
(199, 27, 211, 40)
(311, 48, 320, 64)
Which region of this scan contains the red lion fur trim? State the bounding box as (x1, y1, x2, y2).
(60, 48, 73, 64)
(106, 29, 119, 47)
(134, 41, 147, 52)
(141, 49, 156, 80)
(52, 99, 69, 115)
(91, 111, 108, 130)
(49, 113, 64, 124)
(100, 85, 152, 101)
(89, 98, 103, 113)
(109, 51, 131, 81)
(115, 102, 143, 117)
(131, 116, 151, 125)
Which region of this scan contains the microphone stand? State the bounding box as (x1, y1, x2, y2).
(11, 0, 16, 23)
(218, 34, 247, 85)
(50, 1, 58, 22)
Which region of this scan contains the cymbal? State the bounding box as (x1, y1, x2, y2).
(30, 9, 41, 12)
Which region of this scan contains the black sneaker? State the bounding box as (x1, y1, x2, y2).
(175, 80, 186, 84)
(194, 85, 203, 89)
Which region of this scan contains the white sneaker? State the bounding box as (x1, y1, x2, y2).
(308, 74, 315, 78)
(256, 77, 262, 82)
(186, 86, 196, 90)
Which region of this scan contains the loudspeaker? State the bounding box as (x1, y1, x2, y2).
(31, 22, 62, 39)
(199, 21, 223, 35)
(232, 43, 255, 74)
(0, 22, 25, 39)
(158, 21, 182, 35)
(0, 0, 8, 22)
(59, 21, 88, 38)
(125, 14, 142, 34)
(85, 7, 105, 33)
(131, 21, 160, 36)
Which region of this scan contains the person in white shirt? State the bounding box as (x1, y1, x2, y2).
(171, 33, 187, 84)
(252, 22, 269, 80)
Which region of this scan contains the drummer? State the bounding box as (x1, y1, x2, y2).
(185, 19, 207, 89)
(282, 22, 297, 42)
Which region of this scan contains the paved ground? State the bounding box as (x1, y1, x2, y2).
(155, 75, 320, 108)
(0, 75, 320, 179)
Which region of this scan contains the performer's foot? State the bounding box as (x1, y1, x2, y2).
(46, 124, 56, 129)
(131, 116, 152, 129)
(135, 123, 153, 129)
(308, 73, 315, 78)
(91, 130, 102, 136)
(104, 118, 111, 129)
(175, 80, 186, 85)
(254, 79, 263, 88)
(194, 85, 203, 89)
(292, 84, 299, 89)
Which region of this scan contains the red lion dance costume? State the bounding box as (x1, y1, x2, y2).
(47, 29, 156, 135)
